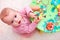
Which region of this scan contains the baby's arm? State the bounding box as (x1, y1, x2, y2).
(24, 6, 40, 18)
(26, 18, 40, 33)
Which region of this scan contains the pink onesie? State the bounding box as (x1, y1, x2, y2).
(13, 6, 37, 36)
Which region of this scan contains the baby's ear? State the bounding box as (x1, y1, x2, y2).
(0, 14, 1, 19)
(0, 12, 2, 19)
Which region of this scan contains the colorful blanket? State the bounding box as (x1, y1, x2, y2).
(30, 0, 60, 32)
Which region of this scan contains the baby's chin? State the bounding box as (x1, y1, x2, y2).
(11, 24, 20, 27)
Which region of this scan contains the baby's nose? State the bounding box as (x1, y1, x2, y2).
(14, 19, 21, 24)
(14, 18, 18, 22)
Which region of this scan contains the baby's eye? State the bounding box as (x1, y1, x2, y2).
(15, 15, 17, 18)
(11, 21, 14, 23)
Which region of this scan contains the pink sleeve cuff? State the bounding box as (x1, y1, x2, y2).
(24, 6, 33, 13)
(24, 6, 33, 17)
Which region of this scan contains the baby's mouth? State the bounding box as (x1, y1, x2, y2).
(18, 21, 21, 24)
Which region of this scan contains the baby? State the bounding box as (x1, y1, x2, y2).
(0, 6, 40, 35)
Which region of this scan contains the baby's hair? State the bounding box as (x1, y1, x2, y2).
(0, 8, 10, 24)
(0, 8, 9, 19)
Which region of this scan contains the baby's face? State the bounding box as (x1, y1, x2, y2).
(2, 9, 22, 27)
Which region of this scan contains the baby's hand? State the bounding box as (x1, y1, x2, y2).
(30, 12, 36, 18)
(33, 17, 40, 24)
(30, 12, 40, 23)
